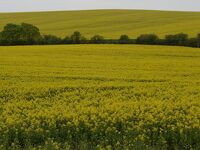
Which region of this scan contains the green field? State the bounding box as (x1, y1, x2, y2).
(0, 10, 200, 38)
(0, 45, 200, 149)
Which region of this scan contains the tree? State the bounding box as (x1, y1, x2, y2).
(136, 34, 159, 44)
(119, 35, 130, 44)
(165, 33, 188, 46)
(90, 35, 105, 44)
(1, 23, 22, 45)
(0, 23, 41, 45)
(20, 23, 42, 44)
(70, 31, 87, 44)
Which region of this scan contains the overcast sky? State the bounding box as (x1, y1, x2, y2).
(0, 0, 200, 12)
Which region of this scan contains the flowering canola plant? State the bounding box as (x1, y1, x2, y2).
(0, 45, 200, 149)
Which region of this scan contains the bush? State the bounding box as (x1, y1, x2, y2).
(119, 35, 131, 44)
(0, 32, 2, 45)
(70, 31, 87, 44)
(136, 34, 159, 45)
(42, 35, 63, 45)
(90, 35, 105, 44)
(197, 34, 200, 48)
(186, 38, 198, 47)
(104, 39, 119, 44)
(63, 36, 71, 44)
(165, 33, 188, 46)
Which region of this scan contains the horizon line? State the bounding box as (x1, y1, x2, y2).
(0, 8, 200, 14)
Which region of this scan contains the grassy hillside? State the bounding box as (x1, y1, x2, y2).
(0, 10, 200, 38)
(0, 45, 200, 149)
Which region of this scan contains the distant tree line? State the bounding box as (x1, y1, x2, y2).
(0, 23, 200, 48)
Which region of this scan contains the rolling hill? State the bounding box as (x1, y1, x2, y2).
(0, 9, 200, 38)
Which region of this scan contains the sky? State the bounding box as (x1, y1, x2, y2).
(0, 0, 200, 12)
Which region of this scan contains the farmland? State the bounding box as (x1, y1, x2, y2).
(0, 45, 200, 149)
(1, 10, 200, 38)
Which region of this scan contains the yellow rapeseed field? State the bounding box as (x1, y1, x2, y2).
(0, 45, 200, 149)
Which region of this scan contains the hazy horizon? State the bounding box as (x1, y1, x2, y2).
(0, 0, 200, 13)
